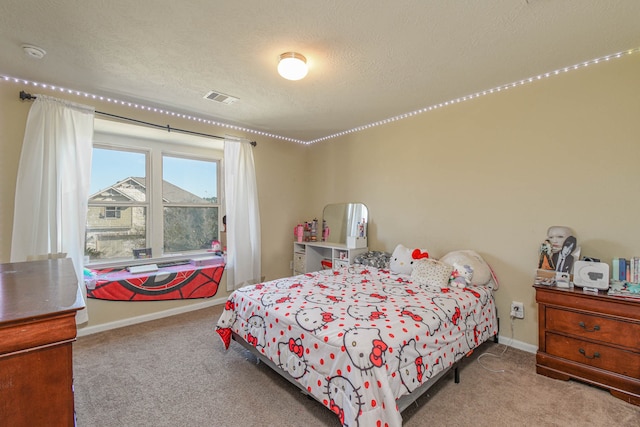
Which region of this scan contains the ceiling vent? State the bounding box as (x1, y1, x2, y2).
(203, 90, 239, 105)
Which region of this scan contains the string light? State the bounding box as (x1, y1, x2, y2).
(3, 47, 638, 145)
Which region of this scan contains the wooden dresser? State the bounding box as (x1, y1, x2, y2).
(0, 259, 84, 426)
(534, 284, 640, 406)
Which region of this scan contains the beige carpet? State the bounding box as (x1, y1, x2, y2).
(73, 304, 639, 426)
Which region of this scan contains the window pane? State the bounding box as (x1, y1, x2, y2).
(90, 148, 147, 201)
(86, 207, 147, 259)
(164, 207, 218, 253)
(163, 156, 217, 203)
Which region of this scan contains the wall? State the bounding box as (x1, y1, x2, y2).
(2, 53, 639, 345)
(305, 53, 640, 349)
(0, 82, 308, 331)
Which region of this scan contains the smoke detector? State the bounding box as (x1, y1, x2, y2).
(22, 44, 46, 59)
(203, 90, 239, 105)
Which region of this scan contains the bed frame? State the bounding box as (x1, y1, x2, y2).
(231, 330, 498, 414)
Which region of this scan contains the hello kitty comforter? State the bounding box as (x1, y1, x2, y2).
(215, 265, 497, 427)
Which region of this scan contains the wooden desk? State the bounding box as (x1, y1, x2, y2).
(0, 259, 84, 426)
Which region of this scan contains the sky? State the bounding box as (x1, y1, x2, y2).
(90, 148, 217, 199)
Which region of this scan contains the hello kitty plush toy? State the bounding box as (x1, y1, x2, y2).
(389, 244, 430, 275)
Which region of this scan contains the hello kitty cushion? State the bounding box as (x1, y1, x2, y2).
(411, 258, 453, 288)
(390, 244, 430, 275)
(439, 250, 495, 287)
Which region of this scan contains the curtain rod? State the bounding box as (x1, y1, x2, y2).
(19, 91, 257, 147)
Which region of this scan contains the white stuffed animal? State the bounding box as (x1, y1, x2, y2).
(390, 244, 430, 275)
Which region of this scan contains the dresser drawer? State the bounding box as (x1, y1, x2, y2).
(293, 253, 305, 273)
(546, 307, 640, 350)
(546, 333, 640, 378)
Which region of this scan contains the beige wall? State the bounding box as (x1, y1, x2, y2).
(2, 52, 639, 346)
(306, 53, 640, 347)
(0, 82, 308, 330)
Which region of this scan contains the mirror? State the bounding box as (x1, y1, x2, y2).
(323, 203, 368, 244)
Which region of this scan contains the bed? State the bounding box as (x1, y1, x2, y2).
(216, 255, 497, 426)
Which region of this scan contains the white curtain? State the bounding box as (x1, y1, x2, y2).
(11, 94, 95, 324)
(224, 139, 261, 290)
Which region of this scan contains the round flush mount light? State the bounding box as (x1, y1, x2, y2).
(22, 44, 46, 59)
(277, 52, 308, 81)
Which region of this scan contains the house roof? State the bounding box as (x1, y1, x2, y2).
(1, 1, 638, 143)
(89, 177, 208, 204)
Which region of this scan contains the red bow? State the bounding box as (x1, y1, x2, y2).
(225, 300, 235, 311)
(370, 311, 385, 320)
(322, 312, 336, 322)
(276, 296, 289, 304)
(415, 356, 424, 382)
(247, 333, 258, 346)
(369, 339, 388, 367)
(329, 399, 345, 425)
(327, 295, 341, 302)
(412, 249, 429, 260)
(288, 338, 304, 357)
(370, 293, 387, 300)
(464, 287, 481, 298)
(451, 307, 461, 325)
(401, 310, 423, 322)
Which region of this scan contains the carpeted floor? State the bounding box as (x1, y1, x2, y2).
(73, 304, 639, 426)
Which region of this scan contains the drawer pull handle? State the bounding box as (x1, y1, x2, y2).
(578, 348, 600, 359)
(578, 321, 600, 332)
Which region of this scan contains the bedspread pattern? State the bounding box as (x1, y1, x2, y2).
(216, 265, 497, 427)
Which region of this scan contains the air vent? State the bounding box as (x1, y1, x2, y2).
(203, 90, 239, 105)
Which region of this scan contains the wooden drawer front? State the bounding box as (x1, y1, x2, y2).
(546, 333, 640, 378)
(546, 307, 640, 350)
(294, 253, 305, 273)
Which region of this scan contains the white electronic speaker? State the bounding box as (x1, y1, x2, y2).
(573, 261, 609, 290)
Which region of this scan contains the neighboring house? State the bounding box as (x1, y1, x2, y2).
(86, 177, 211, 259)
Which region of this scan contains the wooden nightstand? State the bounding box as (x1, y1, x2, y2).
(534, 284, 640, 406)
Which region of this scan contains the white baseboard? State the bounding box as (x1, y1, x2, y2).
(498, 335, 538, 354)
(77, 297, 228, 337)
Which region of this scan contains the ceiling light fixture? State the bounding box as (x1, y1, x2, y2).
(22, 44, 46, 59)
(277, 52, 308, 81)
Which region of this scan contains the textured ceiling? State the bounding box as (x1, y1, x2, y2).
(1, 1, 639, 143)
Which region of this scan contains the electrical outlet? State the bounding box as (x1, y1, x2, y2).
(510, 301, 524, 319)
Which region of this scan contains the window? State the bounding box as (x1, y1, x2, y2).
(86, 119, 223, 262)
(162, 155, 218, 253)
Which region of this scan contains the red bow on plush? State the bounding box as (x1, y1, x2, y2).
(370, 293, 387, 301)
(369, 339, 388, 367)
(329, 399, 345, 425)
(401, 310, 423, 322)
(225, 300, 235, 311)
(288, 338, 304, 357)
(415, 356, 424, 382)
(412, 249, 429, 260)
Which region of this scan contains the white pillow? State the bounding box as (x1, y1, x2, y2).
(439, 250, 494, 287)
(390, 244, 430, 275)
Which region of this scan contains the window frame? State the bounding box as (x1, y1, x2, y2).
(88, 119, 224, 268)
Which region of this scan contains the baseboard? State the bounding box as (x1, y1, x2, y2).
(77, 297, 228, 337)
(498, 334, 538, 354)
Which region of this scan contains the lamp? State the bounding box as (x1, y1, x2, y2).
(277, 52, 308, 81)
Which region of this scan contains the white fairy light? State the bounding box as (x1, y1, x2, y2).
(3, 47, 638, 145)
